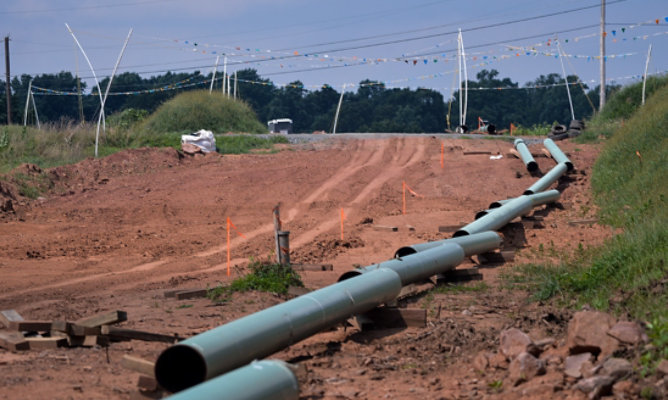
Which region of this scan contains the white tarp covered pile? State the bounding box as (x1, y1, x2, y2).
(181, 129, 216, 153)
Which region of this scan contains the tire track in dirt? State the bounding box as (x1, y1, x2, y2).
(290, 138, 427, 249)
(0, 140, 393, 296)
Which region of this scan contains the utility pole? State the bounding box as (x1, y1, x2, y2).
(4, 36, 11, 125)
(599, 0, 606, 111)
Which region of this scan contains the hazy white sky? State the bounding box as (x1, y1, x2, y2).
(2, 0, 667, 95)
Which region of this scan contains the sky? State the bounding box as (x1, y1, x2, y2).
(2, 0, 667, 98)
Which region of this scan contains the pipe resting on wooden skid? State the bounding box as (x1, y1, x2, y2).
(165, 360, 299, 400)
(156, 238, 504, 393)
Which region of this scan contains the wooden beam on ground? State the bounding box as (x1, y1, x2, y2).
(8, 320, 52, 332)
(51, 321, 72, 334)
(463, 151, 493, 155)
(372, 225, 398, 232)
(137, 375, 159, 392)
(438, 225, 462, 233)
(75, 310, 127, 328)
(0, 310, 24, 329)
(164, 288, 198, 298)
(508, 148, 521, 159)
(286, 286, 311, 298)
(70, 324, 101, 336)
(0, 331, 29, 351)
(397, 281, 434, 301)
(361, 307, 427, 329)
(26, 336, 67, 350)
(174, 289, 208, 300)
(121, 355, 156, 377)
(292, 263, 333, 272)
(477, 251, 515, 265)
(101, 325, 182, 343)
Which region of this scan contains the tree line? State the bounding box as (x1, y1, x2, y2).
(1, 68, 618, 132)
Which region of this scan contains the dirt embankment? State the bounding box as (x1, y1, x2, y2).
(1, 136, 644, 400)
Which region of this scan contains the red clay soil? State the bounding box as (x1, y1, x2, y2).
(0, 135, 613, 399)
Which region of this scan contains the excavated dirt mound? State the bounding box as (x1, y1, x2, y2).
(0, 136, 621, 399)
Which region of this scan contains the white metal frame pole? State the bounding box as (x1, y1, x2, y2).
(209, 55, 220, 93)
(30, 90, 40, 129)
(227, 74, 231, 97)
(457, 30, 463, 128)
(599, 0, 606, 111)
(332, 83, 346, 134)
(95, 28, 133, 157)
(23, 79, 32, 126)
(222, 56, 227, 95)
(641, 44, 652, 106)
(461, 31, 468, 126)
(234, 71, 238, 99)
(557, 38, 575, 121)
(65, 24, 105, 127)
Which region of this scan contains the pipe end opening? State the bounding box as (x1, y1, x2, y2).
(452, 230, 469, 237)
(337, 270, 363, 282)
(394, 247, 417, 258)
(474, 210, 488, 220)
(523, 190, 534, 195)
(527, 161, 538, 172)
(565, 162, 574, 171)
(155, 344, 207, 393)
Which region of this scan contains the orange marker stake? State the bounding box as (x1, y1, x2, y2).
(636, 150, 642, 164)
(226, 217, 231, 276)
(402, 181, 406, 215)
(440, 142, 444, 169)
(340, 208, 345, 240)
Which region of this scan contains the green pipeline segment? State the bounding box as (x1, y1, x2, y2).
(156, 266, 403, 393)
(543, 138, 573, 171)
(165, 360, 299, 400)
(454, 190, 560, 237)
(514, 138, 538, 172)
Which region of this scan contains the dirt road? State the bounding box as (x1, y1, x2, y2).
(0, 135, 611, 399)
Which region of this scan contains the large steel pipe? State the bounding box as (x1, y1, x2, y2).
(514, 138, 538, 172)
(156, 267, 403, 392)
(340, 242, 466, 283)
(393, 231, 501, 258)
(544, 138, 573, 171)
(523, 163, 568, 195)
(166, 360, 299, 400)
(453, 190, 560, 237)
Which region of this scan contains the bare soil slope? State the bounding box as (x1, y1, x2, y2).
(0, 136, 611, 399)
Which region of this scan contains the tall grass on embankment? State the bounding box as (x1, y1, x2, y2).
(503, 84, 668, 367)
(576, 74, 668, 143)
(0, 91, 282, 172)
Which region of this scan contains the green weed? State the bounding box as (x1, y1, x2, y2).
(208, 260, 304, 300)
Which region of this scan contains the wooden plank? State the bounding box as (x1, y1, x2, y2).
(568, 219, 598, 226)
(439, 267, 480, 278)
(67, 335, 85, 347)
(174, 289, 208, 300)
(101, 326, 181, 343)
(397, 281, 434, 301)
(81, 335, 109, 347)
(362, 308, 427, 329)
(372, 225, 398, 232)
(292, 263, 333, 272)
(75, 310, 127, 328)
(477, 251, 514, 265)
(51, 320, 72, 334)
(70, 324, 101, 336)
(463, 151, 492, 155)
(26, 336, 67, 350)
(507, 148, 521, 159)
(121, 355, 155, 377)
(164, 288, 198, 298)
(438, 225, 461, 233)
(0, 331, 29, 351)
(0, 310, 24, 329)
(8, 320, 52, 332)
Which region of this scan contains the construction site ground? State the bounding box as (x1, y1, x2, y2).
(0, 135, 615, 399)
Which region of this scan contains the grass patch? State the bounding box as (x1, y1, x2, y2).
(208, 260, 304, 300)
(510, 123, 552, 136)
(139, 90, 266, 135)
